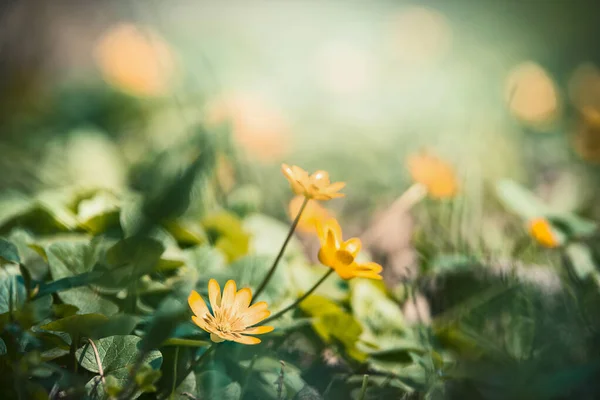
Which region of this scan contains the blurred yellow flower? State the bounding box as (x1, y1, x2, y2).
(506, 62, 559, 126)
(94, 23, 176, 97)
(528, 217, 559, 248)
(188, 279, 273, 345)
(572, 107, 600, 164)
(205, 93, 290, 162)
(288, 195, 331, 234)
(316, 218, 383, 280)
(406, 151, 458, 198)
(281, 164, 345, 200)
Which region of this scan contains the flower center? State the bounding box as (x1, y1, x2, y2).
(216, 323, 233, 334)
(335, 250, 355, 266)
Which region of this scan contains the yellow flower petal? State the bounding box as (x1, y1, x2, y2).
(242, 326, 275, 335)
(221, 280, 237, 312)
(356, 261, 383, 273)
(208, 279, 222, 310)
(191, 315, 211, 332)
(188, 290, 209, 317)
(343, 238, 362, 258)
(232, 288, 253, 314)
(210, 333, 226, 343)
(528, 217, 559, 248)
(407, 151, 458, 199)
(231, 335, 261, 345)
(289, 196, 331, 234)
(189, 281, 273, 346)
(240, 307, 270, 327)
(281, 164, 344, 200)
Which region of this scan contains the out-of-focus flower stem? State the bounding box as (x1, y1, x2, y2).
(253, 197, 309, 300)
(263, 269, 334, 324)
(160, 344, 216, 399)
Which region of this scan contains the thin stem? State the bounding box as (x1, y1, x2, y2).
(170, 346, 180, 399)
(88, 339, 106, 385)
(240, 354, 258, 399)
(253, 197, 309, 301)
(358, 374, 369, 400)
(162, 344, 216, 399)
(263, 269, 334, 324)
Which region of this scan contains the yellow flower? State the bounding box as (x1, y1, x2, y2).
(94, 23, 176, 97)
(281, 164, 345, 200)
(528, 217, 559, 248)
(205, 93, 290, 162)
(188, 279, 274, 345)
(316, 218, 383, 280)
(406, 151, 458, 198)
(288, 195, 332, 234)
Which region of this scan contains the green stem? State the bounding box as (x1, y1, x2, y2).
(263, 269, 333, 324)
(240, 354, 257, 399)
(170, 347, 179, 400)
(163, 344, 216, 398)
(253, 197, 309, 301)
(358, 374, 369, 400)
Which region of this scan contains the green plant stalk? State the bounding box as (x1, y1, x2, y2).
(161, 344, 216, 399)
(170, 346, 179, 400)
(358, 374, 369, 400)
(253, 197, 309, 301)
(263, 269, 334, 324)
(240, 354, 258, 399)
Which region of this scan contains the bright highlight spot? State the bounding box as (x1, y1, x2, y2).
(316, 41, 375, 96)
(388, 6, 452, 65)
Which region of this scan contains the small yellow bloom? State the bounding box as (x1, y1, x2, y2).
(288, 195, 332, 234)
(281, 164, 345, 200)
(528, 217, 559, 248)
(94, 23, 176, 97)
(406, 151, 458, 198)
(188, 279, 274, 345)
(316, 218, 383, 280)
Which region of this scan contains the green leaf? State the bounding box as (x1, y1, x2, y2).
(46, 239, 101, 279)
(496, 179, 549, 220)
(93, 314, 141, 339)
(227, 184, 262, 217)
(0, 194, 78, 235)
(202, 211, 250, 262)
(0, 237, 20, 264)
(76, 335, 163, 384)
(46, 239, 118, 314)
(243, 213, 302, 259)
(0, 265, 26, 314)
(300, 295, 366, 362)
(239, 357, 301, 376)
(8, 229, 49, 281)
(104, 236, 164, 283)
(197, 370, 240, 400)
(228, 255, 289, 305)
(350, 279, 404, 341)
(184, 244, 226, 276)
(139, 296, 190, 353)
(35, 271, 104, 298)
(135, 363, 162, 393)
(566, 243, 597, 280)
(40, 313, 109, 337)
(163, 219, 207, 246)
(57, 287, 119, 315)
(77, 191, 121, 234)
